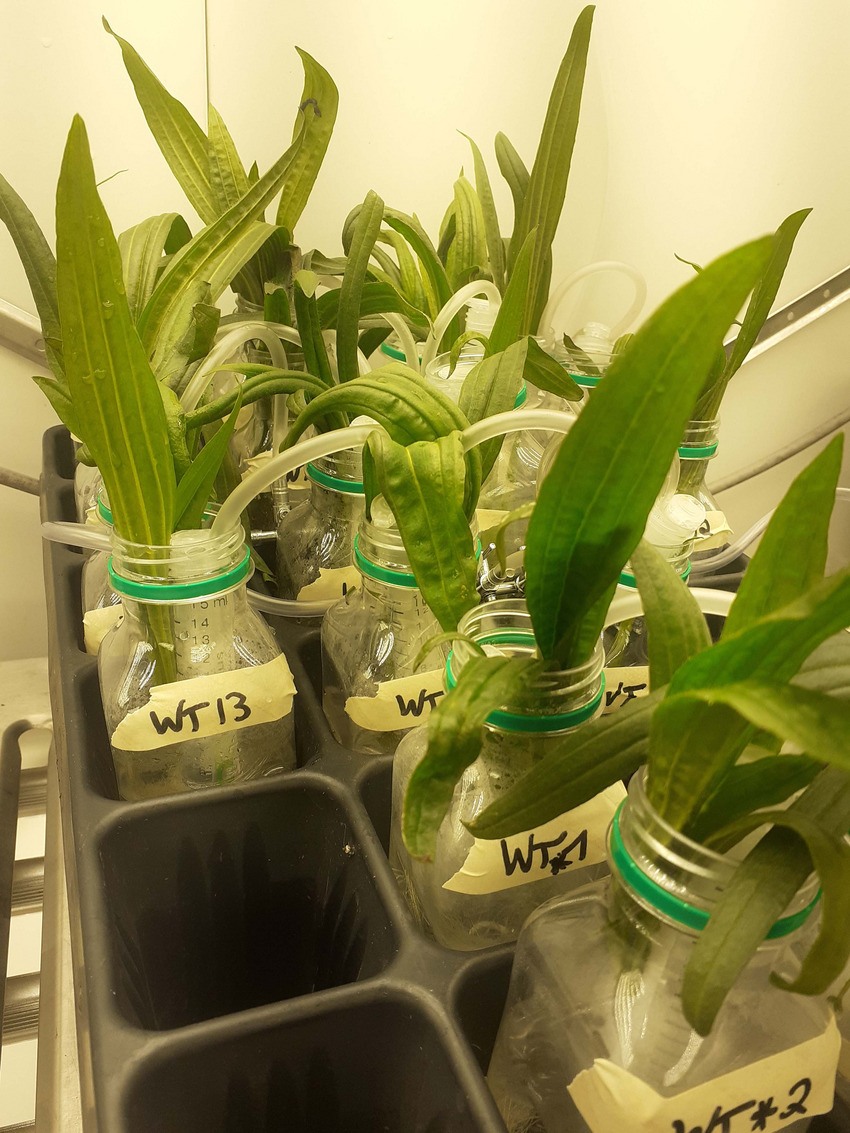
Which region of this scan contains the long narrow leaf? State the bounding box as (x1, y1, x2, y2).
(722, 436, 842, 637)
(56, 116, 175, 544)
(104, 19, 218, 224)
(365, 431, 479, 633)
(0, 171, 63, 376)
(174, 393, 242, 529)
(459, 339, 529, 480)
(489, 229, 536, 352)
(294, 276, 335, 388)
(495, 132, 530, 238)
(316, 280, 428, 330)
(462, 133, 505, 293)
(118, 212, 189, 322)
(446, 175, 487, 290)
(403, 655, 542, 859)
(508, 6, 594, 331)
(524, 236, 772, 666)
(631, 540, 712, 689)
(207, 105, 249, 213)
(275, 48, 339, 235)
(336, 191, 384, 382)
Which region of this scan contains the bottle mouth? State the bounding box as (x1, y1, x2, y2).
(614, 769, 821, 936)
(679, 418, 721, 459)
(380, 338, 424, 363)
(619, 561, 691, 589)
(306, 450, 364, 494)
(424, 350, 528, 408)
(107, 525, 250, 604)
(353, 532, 417, 589)
(449, 599, 604, 732)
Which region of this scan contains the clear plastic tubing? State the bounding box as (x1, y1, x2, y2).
(41, 521, 111, 553)
(606, 587, 734, 626)
(538, 261, 647, 345)
(378, 313, 420, 373)
(181, 322, 293, 414)
(420, 280, 502, 372)
(213, 408, 579, 618)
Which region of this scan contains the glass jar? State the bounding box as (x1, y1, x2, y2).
(74, 459, 102, 524)
(677, 418, 731, 554)
(321, 503, 445, 754)
(99, 523, 297, 801)
(487, 769, 836, 1133)
(389, 599, 625, 951)
(553, 322, 617, 406)
(275, 449, 365, 602)
(81, 492, 123, 655)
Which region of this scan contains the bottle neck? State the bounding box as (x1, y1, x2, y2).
(611, 770, 820, 944)
(452, 599, 605, 734)
(108, 526, 250, 606)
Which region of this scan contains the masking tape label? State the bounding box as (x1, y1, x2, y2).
(568, 1017, 840, 1133)
(602, 665, 650, 713)
(345, 668, 446, 732)
(83, 603, 124, 655)
(839, 1036, 850, 1082)
(296, 566, 360, 602)
(111, 653, 295, 752)
(443, 782, 626, 895)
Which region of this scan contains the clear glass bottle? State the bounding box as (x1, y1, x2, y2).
(275, 449, 365, 602)
(677, 418, 732, 554)
(390, 599, 625, 951)
(321, 502, 445, 754)
(487, 769, 835, 1133)
(74, 459, 102, 523)
(553, 322, 617, 406)
(99, 522, 297, 801)
(80, 492, 123, 655)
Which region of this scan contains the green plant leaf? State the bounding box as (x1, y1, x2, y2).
(666, 680, 850, 773)
(462, 133, 505, 293)
(436, 207, 456, 266)
(385, 229, 429, 312)
(283, 367, 472, 450)
(448, 332, 492, 374)
(174, 392, 242, 529)
(137, 127, 305, 381)
(383, 209, 456, 330)
(488, 230, 536, 353)
(207, 105, 249, 213)
(682, 774, 850, 1035)
(413, 630, 486, 669)
(523, 335, 583, 400)
(316, 280, 428, 330)
(294, 277, 335, 388)
(794, 634, 850, 699)
(264, 286, 291, 327)
(524, 236, 772, 667)
(649, 567, 850, 828)
(722, 435, 842, 637)
(104, 19, 218, 224)
(508, 6, 594, 332)
(688, 754, 820, 846)
(118, 212, 190, 322)
(184, 366, 325, 429)
(365, 431, 479, 633)
(336, 190, 385, 382)
(0, 171, 63, 376)
(723, 208, 812, 386)
(275, 48, 339, 235)
(481, 502, 535, 572)
(31, 376, 80, 435)
(56, 115, 175, 545)
(158, 383, 192, 478)
(446, 175, 488, 290)
(403, 654, 542, 859)
(494, 132, 530, 236)
(468, 690, 663, 839)
(459, 339, 529, 480)
(631, 540, 712, 689)
(359, 326, 392, 358)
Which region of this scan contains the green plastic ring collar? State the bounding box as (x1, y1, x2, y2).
(678, 442, 719, 459)
(108, 547, 252, 602)
(380, 341, 407, 362)
(446, 631, 605, 733)
(306, 462, 365, 494)
(567, 371, 601, 388)
(514, 383, 528, 408)
(610, 803, 821, 938)
(619, 562, 691, 589)
(354, 534, 418, 588)
(97, 493, 113, 526)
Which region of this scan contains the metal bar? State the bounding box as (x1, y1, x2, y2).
(2, 973, 39, 1042)
(0, 300, 46, 368)
(0, 722, 24, 1055)
(11, 858, 44, 915)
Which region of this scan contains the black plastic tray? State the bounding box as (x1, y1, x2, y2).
(40, 426, 850, 1132)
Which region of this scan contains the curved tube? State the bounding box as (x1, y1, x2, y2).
(181, 323, 292, 413)
(461, 408, 577, 451)
(420, 280, 502, 371)
(216, 320, 302, 348)
(539, 261, 647, 345)
(605, 586, 734, 626)
(212, 425, 376, 535)
(380, 312, 421, 372)
(246, 589, 332, 619)
(41, 521, 111, 553)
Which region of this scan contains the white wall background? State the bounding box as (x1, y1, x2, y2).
(1, 0, 849, 657)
